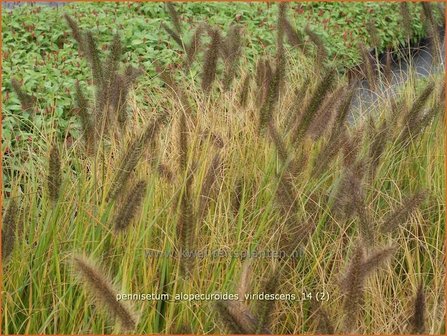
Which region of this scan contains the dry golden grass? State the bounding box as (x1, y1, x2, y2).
(2, 4, 445, 335)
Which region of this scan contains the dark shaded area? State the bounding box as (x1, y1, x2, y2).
(350, 26, 445, 119)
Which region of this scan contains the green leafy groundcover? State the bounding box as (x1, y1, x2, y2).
(1, 2, 439, 162)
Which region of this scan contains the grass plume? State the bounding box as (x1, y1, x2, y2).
(268, 121, 289, 164)
(177, 171, 196, 276)
(381, 191, 427, 234)
(332, 84, 356, 132)
(176, 109, 196, 276)
(72, 255, 138, 331)
(340, 242, 395, 333)
(340, 243, 364, 333)
(114, 66, 143, 128)
(291, 68, 336, 144)
(178, 112, 188, 171)
(239, 73, 251, 107)
(162, 22, 183, 48)
(74, 81, 96, 155)
(255, 58, 272, 108)
(214, 300, 271, 334)
(283, 19, 304, 50)
(398, 80, 435, 145)
(313, 304, 335, 334)
(107, 115, 165, 202)
(98, 33, 123, 124)
(64, 13, 85, 53)
(166, 2, 182, 35)
(311, 128, 346, 178)
(305, 25, 327, 68)
(201, 130, 224, 149)
(66, 17, 141, 143)
(113, 180, 147, 232)
(232, 177, 244, 216)
(410, 283, 426, 334)
(258, 42, 284, 132)
(185, 25, 204, 68)
(11, 78, 36, 113)
(237, 258, 252, 301)
(367, 118, 389, 180)
(285, 77, 310, 132)
(84, 31, 104, 88)
(201, 27, 221, 93)
(308, 85, 345, 140)
(255, 267, 281, 333)
(48, 145, 62, 202)
(157, 163, 174, 182)
(359, 42, 377, 91)
(222, 24, 242, 90)
(103, 33, 122, 91)
(155, 64, 196, 122)
(333, 159, 374, 244)
(2, 199, 18, 262)
(198, 154, 223, 221)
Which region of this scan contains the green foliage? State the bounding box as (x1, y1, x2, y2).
(1, 2, 440, 184)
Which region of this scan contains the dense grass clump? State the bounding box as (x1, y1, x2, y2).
(1, 2, 445, 335)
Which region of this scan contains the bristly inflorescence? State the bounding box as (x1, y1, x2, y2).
(340, 242, 395, 333)
(410, 283, 426, 334)
(65, 15, 143, 153)
(113, 180, 148, 232)
(72, 255, 138, 331)
(48, 144, 62, 202)
(107, 115, 165, 202)
(201, 27, 222, 93)
(11, 78, 37, 113)
(2, 199, 18, 262)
